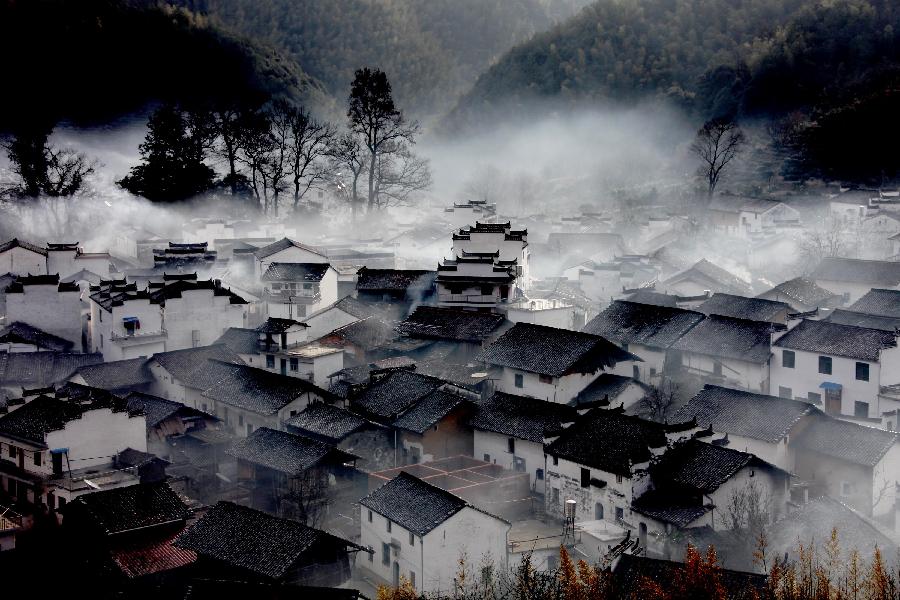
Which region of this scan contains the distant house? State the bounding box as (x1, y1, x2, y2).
(301, 295, 387, 340)
(1, 351, 102, 394)
(146, 344, 245, 407)
(670, 315, 784, 393)
(6, 274, 82, 351)
(571, 374, 650, 411)
(707, 196, 800, 239)
(0, 238, 47, 275)
(582, 300, 705, 384)
(396, 305, 508, 360)
(477, 322, 637, 404)
(46, 242, 112, 280)
(392, 388, 473, 465)
(698, 293, 792, 324)
(770, 319, 900, 418)
(318, 317, 400, 364)
(253, 238, 328, 279)
(175, 501, 364, 587)
(349, 370, 442, 426)
(0, 321, 74, 353)
(355, 267, 436, 309)
(252, 317, 343, 387)
(812, 257, 900, 305)
(469, 392, 577, 494)
(757, 276, 841, 314)
(792, 414, 900, 517)
(826, 288, 900, 331)
(227, 427, 357, 518)
(359, 472, 509, 594)
(124, 391, 218, 459)
(261, 262, 338, 320)
(661, 259, 753, 298)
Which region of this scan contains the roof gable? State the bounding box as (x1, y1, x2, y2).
(359, 472, 469, 536)
(773, 319, 896, 361)
(582, 301, 704, 348)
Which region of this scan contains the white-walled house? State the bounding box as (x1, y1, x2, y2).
(301, 295, 385, 340)
(771, 319, 900, 418)
(261, 262, 338, 320)
(812, 257, 900, 305)
(0, 238, 47, 275)
(582, 300, 705, 384)
(148, 277, 249, 350)
(359, 472, 510, 594)
(253, 238, 328, 279)
(670, 315, 785, 394)
(88, 280, 166, 361)
(477, 323, 638, 404)
(0, 387, 145, 509)
(757, 277, 842, 314)
(6, 274, 83, 351)
(252, 317, 343, 387)
(660, 259, 754, 298)
(46, 243, 112, 280)
(469, 392, 577, 495)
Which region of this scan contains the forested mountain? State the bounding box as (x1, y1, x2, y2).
(173, 0, 594, 121)
(0, 0, 324, 131)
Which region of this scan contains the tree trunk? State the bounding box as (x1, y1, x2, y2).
(367, 150, 376, 212)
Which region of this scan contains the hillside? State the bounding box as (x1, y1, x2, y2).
(0, 0, 326, 130)
(176, 0, 594, 122)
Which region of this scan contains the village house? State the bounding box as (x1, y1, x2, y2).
(631, 439, 790, 555)
(469, 391, 577, 495)
(124, 391, 219, 460)
(698, 293, 793, 324)
(0, 386, 145, 509)
(826, 288, 900, 330)
(300, 294, 387, 340)
(0, 352, 102, 396)
(6, 274, 83, 351)
(477, 322, 637, 404)
(175, 500, 364, 587)
(285, 402, 393, 472)
(261, 262, 339, 320)
(359, 471, 510, 594)
(150, 242, 218, 274)
(226, 426, 358, 519)
(354, 267, 436, 313)
(146, 344, 245, 406)
(757, 276, 842, 314)
(562, 256, 660, 304)
(0, 238, 47, 275)
(706, 196, 801, 239)
(253, 238, 328, 280)
(392, 388, 474, 465)
(812, 257, 900, 305)
(0, 321, 74, 353)
(249, 318, 343, 386)
(570, 373, 650, 410)
(582, 300, 705, 384)
(317, 316, 401, 365)
(443, 199, 497, 228)
(200, 361, 339, 438)
(660, 259, 754, 298)
(396, 305, 508, 362)
(770, 319, 900, 418)
(62, 482, 195, 583)
(673, 385, 820, 470)
(46, 242, 112, 280)
(670, 315, 785, 393)
(88, 279, 165, 360)
(540, 232, 627, 275)
(791, 413, 900, 518)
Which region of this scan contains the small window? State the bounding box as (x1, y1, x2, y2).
(819, 356, 832, 375)
(507, 438, 515, 454)
(580, 468, 590, 488)
(368, 550, 374, 562)
(368, 510, 373, 523)
(854, 401, 869, 418)
(615, 507, 624, 522)
(8, 445, 15, 458)
(386, 519, 392, 533)
(410, 571, 416, 588)
(266, 355, 275, 369)
(303, 283, 313, 290)
(782, 350, 795, 368)
(551, 487, 559, 505)
(246, 423, 253, 435)
(536, 468, 544, 480)
(290, 357, 299, 371)
(382, 542, 391, 566)
(856, 362, 869, 381)
(483, 453, 490, 462)
(616, 474, 623, 484)
(539, 374, 553, 384)
(409, 532, 415, 546)
(238, 415, 244, 427)
(649, 367, 657, 377)
(553, 456, 558, 466)
(514, 373, 524, 388)
(33, 452, 41, 467)
(58, 497, 66, 508)
(633, 365, 640, 381)
(841, 482, 853, 497)
(778, 386, 792, 399)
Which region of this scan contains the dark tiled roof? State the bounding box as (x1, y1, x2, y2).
(359, 472, 468, 536)
(256, 317, 308, 334)
(674, 385, 817, 443)
(813, 257, 900, 286)
(175, 501, 357, 580)
(350, 370, 441, 422)
(398, 306, 506, 342)
(393, 389, 469, 434)
(109, 532, 197, 578)
(546, 410, 668, 477)
(571, 374, 648, 407)
(651, 439, 756, 494)
(0, 352, 103, 387)
(826, 309, 900, 332)
(125, 392, 197, 428)
(202, 363, 334, 416)
(227, 427, 351, 475)
(630, 490, 713, 527)
(262, 262, 330, 282)
(75, 357, 154, 390)
(469, 392, 577, 443)
(760, 277, 839, 308)
(152, 345, 244, 389)
(328, 295, 389, 319)
(254, 237, 323, 260)
(413, 359, 491, 390)
(0, 392, 135, 444)
(214, 327, 259, 354)
(326, 317, 398, 349)
(773, 319, 896, 361)
(0, 321, 74, 351)
(582, 301, 704, 349)
(356, 267, 436, 292)
(663, 259, 753, 296)
(698, 293, 790, 322)
(285, 403, 370, 442)
(670, 315, 781, 363)
(68, 482, 190, 535)
(477, 323, 635, 377)
(847, 288, 900, 317)
(147, 279, 248, 305)
(0, 237, 47, 256)
(613, 552, 766, 599)
(624, 290, 678, 307)
(794, 414, 897, 467)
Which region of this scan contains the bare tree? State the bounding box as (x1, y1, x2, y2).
(286, 105, 335, 210)
(2, 127, 95, 199)
(691, 118, 746, 198)
(798, 215, 853, 272)
(723, 480, 771, 542)
(329, 133, 366, 217)
(371, 144, 431, 209)
(638, 378, 680, 422)
(263, 100, 293, 215)
(237, 110, 275, 213)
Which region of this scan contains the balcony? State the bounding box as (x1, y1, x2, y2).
(438, 293, 499, 305)
(110, 328, 167, 343)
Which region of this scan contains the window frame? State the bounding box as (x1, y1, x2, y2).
(782, 350, 795, 369)
(855, 361, 869, 381)
(818, 356, 832, 375)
